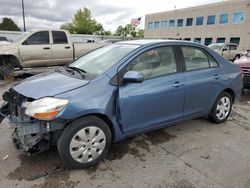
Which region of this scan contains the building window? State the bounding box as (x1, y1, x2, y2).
(148, 22, 153, 30)
(184, 38, 191, 41)
(161, 21, 167, 28)
(169, 20, 175, 28)
(219, 13, 229, 24)
(186, 18, 193, 26)
(216, 38, 226, 43)
(204, 38, 213, 46)
(177, 19, 184, 27)
(207, 15, 216, 25)
(233, 12, 245, 23)
(196, 16, 204, 26)
(155, 21, 160, 29)
(230, 37, 240, 45)
(194, 38, 201, 43)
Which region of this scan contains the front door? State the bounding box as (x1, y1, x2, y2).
(118, 46, 185, 134)
(19, 31, 52, 67)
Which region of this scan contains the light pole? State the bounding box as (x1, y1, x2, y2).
(22, 0, 26, 32)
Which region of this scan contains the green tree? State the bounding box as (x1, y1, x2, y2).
(114, 24, 139, 37)
(0, 17, 20, 31)
(114, 25, 124, 36)
(61, 8, 105, 35)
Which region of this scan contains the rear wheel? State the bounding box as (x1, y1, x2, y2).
(57, 116, 112, 168)
(209, 92, 232, 123)
(0, 64, 14, 79)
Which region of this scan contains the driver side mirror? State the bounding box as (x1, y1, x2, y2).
(123, 71, 144, 83)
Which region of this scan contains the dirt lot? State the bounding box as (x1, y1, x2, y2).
(0, 69, 250, 188)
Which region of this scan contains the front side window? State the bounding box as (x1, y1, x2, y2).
(23, 31, 49, 45)
(52, 31, 68, 44)
(182, 46, 218, 71)
(186, 18, 193, 26)
(169, 20, 175, 28)
(207, 15, 216, 25)
(196, 16, 204, 26)
(161, 21, 167, 28)
(70, 44, 139, 75)
(219, 13, 229, 24)
(233, 12, 245, 23)
(125, 47, 177, 80)
(148, 22, 153, 29)
(177, 19, 184, 27)
(229, 45, 238, 50)
(155, 21, 160, 29)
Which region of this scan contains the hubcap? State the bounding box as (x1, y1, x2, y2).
(216, 96, 231, 120)
(69, 126, 106, 163)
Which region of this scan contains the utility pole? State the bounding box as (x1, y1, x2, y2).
(22, 0, 26, 32)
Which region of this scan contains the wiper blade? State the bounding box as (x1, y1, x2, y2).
(68, 66, 87, 73)
(65, 66, 86, 79)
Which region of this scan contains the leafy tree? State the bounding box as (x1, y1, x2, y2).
(60, 8, 105, 35)
(114, 24, 142, 38)
(0, 17, 20, 31)
(114, 25, 124, 36)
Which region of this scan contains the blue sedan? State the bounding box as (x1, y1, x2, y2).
(0, 40, 243, 168)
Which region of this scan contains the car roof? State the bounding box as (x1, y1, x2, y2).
(117, 39, 201, 46)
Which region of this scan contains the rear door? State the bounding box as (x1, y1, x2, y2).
(180, 46, 223, 118)
(19, 31, 52, 67)
(51, 31, 73, 65)
(118, 46, 185, 134)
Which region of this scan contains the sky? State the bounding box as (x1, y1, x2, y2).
(0, 0, 224, 32)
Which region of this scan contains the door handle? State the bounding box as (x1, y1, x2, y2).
(172, 81, 184, 88)
(43, 47, 50, 50)
(65, 46, 71, 49)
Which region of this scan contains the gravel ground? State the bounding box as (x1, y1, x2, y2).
(0, 69, 250, 188)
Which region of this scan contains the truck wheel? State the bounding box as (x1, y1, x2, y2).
(57, 116, 112, 168)
(0, 64, 14, 78)
(209, 92, 232, 124)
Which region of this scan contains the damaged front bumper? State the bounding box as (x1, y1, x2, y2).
(1, 89, 67, 154)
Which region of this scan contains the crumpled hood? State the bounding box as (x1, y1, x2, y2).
(13, 71, 90, 99)
(0, 42, 18, 55)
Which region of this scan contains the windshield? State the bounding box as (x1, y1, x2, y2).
(208, 44, 224, 50)
(12, 32, 30, 42)
(69, 44, 139, 75)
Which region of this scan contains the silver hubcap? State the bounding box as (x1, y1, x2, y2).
(70, 126, 106, 163)
(216, 96, 231, 120)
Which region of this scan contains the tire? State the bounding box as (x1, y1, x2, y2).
(0, 64, 14, 78)
(57, 116, 112, 168)
(209, 92, 233, 124)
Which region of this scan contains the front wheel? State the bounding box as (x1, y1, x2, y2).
(209, 92, 233, 123)
(57, 116, 112, 168)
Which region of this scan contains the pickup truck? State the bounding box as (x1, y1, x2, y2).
(0, 29, 105, 77)
(208, 43, 242, 61)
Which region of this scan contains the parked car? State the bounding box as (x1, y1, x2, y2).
(208, 43, 242, 61)
(0, 29, 106, 77)
(234, 51, 250, 89)
(0, 40, 242, 168)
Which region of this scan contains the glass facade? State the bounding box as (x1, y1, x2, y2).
(186, 18, 193, 26)
(169, 20, 175, 28)
(204, 38, 213, 46)
(207, 15, 216, 25)
(148, 22, 153, 29)
(230, 37, 240, 45)
(177, 19, 184, 27)
(161, 21, 167, 28)
(154, 21, 160, 29)
(219, 13, 229, 24)
(233, 12, 245, 23)
(216, 38, 226, 43)
(196, 16, 204, 26)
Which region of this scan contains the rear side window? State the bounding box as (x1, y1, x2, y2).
(229, 45, 237, 50)
(52, 31, 68, 44)
(24, 31, 49, 45)
(182, 46, 218, 71)
(125, 46, 177, 80)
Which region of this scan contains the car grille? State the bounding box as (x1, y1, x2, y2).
(242, 67, 250, 77)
